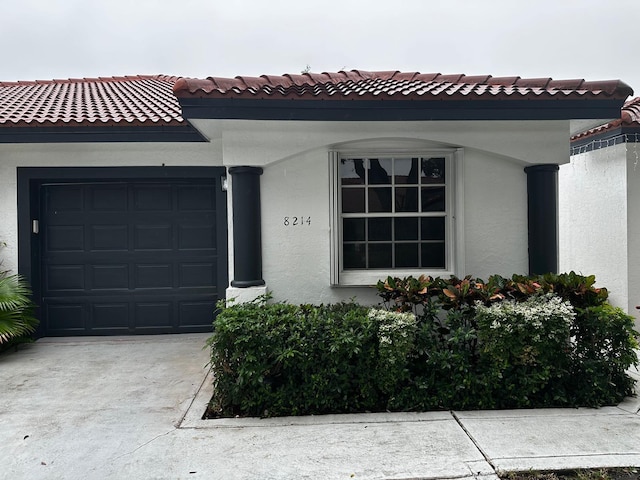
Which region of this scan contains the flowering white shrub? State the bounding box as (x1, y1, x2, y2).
(368, 308, 417, 348)
(368, 308, 417, 393)
(476, 293, 575, 340)
(475, 293, 575, 372)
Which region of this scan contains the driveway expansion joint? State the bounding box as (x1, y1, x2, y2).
(451, 411, 498, 475)
(111, 427, 177, 461)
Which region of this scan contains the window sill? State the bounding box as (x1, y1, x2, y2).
(334, 268, 456, 287)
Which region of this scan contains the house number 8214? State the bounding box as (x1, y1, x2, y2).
(283, 216, 311, 226)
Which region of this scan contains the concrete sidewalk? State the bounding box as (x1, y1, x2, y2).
(1, 334, 639, 480)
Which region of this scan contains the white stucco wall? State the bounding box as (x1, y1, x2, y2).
(559, 142, 629, 312)
(192, 119, 569, 168)
(0, 141, 222, 273)
(216, 118, 561, 305)
(257, 145, 530, 306)
(1, 118, 569, 308)
(626, 143, 640, 321)
(463, 149, 529, 279)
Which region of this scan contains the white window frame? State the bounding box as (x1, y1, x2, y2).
(330, 148, 465, 286)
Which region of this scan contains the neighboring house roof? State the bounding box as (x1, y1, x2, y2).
(173, 70, 632, 122)
(571, 96, 640, 139)
(570, 97, 640, 153)
(0, 75, 205, 143)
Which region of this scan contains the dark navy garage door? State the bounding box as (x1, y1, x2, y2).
(40, 180, 226, 335)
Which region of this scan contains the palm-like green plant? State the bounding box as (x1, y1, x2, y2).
(0, 271, 38, 345)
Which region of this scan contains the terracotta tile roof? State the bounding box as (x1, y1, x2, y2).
(571, 96, 640, 141)
(0, 75, 184, 127)
(173, 70, 633, 101)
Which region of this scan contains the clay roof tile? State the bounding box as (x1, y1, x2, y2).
(0, 74, 184, 127)
(173, 69, 632, 102)
(571, 96, 640, 141)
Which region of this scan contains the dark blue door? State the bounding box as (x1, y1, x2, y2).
(40, 180, 225, 335)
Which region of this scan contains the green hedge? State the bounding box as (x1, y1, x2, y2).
(206, 273, 638, 418)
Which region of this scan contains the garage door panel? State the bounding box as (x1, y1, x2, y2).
(134, 185, 172, 211)
(47, 185, 84, 212)
(91, 185, 128, 211)
(178, 185, 215, 210)
(134, 224, 173, 250)
(47, 225, 85, 251)
(92, 303, 129, 329)
(134, 264, 173, 289)
(91, 225, 129, 251)
(179, 301, 216, 328)
(135, 302, 172, 328)
(40, 178, 225, 336)
(90, 264, 129, 290)
(179, 263, 216, 288)
(46, 265, 85, 291)
(46, 304, 85, 332)
(178, 224, 216, 250)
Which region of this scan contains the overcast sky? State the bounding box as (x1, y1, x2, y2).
(2, 0, 639, 96)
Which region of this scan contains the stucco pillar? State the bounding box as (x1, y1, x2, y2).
(228, 166, 265, 288)
(524, 164, 559, 275)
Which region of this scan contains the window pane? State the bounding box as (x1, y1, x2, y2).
(368, 243, 392, 268)
(344, 243, 366, 269)
(339, 153, 451, 276)
(421, 217, 445, 241)
(340, 159, 365, 185)
(394, 158, 418, 184)
(368, 218, 392, 241)
(395, 243, 418, 268)
(369, 187, 392, 212)
(395, 217, 418, 240)
(342, 188, 365, 213)
(421, 186, 445, 212)
(343, 218, 365, 241)
(421, 243, 445, 268)
(368, 159, 392, 185)
(421, 157, 445, 184)
(395, 187, 418, 212)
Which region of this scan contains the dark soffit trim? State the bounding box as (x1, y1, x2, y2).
(177, 98, 626, 122)
(0, 125, 207, 143)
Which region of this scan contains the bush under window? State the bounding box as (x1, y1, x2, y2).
(206, 273, 638, 418)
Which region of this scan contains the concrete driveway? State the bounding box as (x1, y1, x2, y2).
(2, 335, 640, 480)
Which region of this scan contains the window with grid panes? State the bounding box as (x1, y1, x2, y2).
(338, 155, 451, 275)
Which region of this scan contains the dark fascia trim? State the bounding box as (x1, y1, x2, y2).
(16, 166, 225, 182)
(0, 124, 207, 143)
(570, 126, 640, 155)
(177, 98, 626, 122)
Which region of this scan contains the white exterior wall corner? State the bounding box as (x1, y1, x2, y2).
(626, 143, 640, 323)
(0, 141, 223, 273)
(559, 142, 630, 315)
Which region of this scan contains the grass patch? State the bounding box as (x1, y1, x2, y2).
(501, 467, 640, 480)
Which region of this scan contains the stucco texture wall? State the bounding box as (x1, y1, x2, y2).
(559, 143, 629, 313)
(626, 143, 640, 321)
(463, 149, 528, 279)
(0, 141, 221, 273)
(1, 119, 568, 308)
(259, 146, 529, 306)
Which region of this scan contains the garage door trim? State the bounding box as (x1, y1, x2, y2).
(17, 166, 228, 337)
